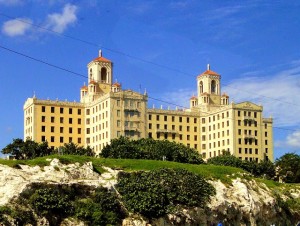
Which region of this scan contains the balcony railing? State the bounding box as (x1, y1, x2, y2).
(243, 135, 256, 140)
(156, 129, 177, 134)
(243, 116, 256, 122)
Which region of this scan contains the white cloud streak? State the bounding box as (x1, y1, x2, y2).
(286, 131, 300, 148)
(223, 65, 300, 127)
(163, 62, 300, 127)
(45, 3, 77, 33)
(0, 0, 22, 6)
(2, 18, 32, 37)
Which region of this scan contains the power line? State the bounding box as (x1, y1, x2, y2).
(1, 12, 299, 109)
(0, 44, 299, 133)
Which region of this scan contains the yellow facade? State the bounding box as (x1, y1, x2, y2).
(24, 52, 273, 161)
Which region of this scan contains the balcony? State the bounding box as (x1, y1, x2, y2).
(243, 135, 256, 140)
(156, 129, 177, 134)
(124, 126, 139, 131)
(124, 106, 140, 112)
(243, 116, 256, 122)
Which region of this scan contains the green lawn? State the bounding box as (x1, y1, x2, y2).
(0, 155, 244, 183)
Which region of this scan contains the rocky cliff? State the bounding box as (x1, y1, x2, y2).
(0, 159, 299, 226)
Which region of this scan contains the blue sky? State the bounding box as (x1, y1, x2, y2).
(1, 0, 300, 159)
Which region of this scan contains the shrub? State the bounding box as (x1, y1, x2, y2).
(75, 187, 126, 225)
(101, 137, 204, 164)
(116, 168, 215, 218)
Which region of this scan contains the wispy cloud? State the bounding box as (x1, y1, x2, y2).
(0, 0, 22, 6)
(45, 3, 77, 33)
(286, 131, 300, 148)
(2, 18, 32, 37)
(223, 64, 300, 127)
(162, 61, 300, 151)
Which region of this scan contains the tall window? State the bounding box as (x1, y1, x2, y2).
(199, 81, 203, 93)
(101, 67, 107, 83)
(211, 80, 216, 93)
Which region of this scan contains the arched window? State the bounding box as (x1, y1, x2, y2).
(199, 81, 203, 93)
(101, 67, 107, 83)
(211, 80, 216, 93)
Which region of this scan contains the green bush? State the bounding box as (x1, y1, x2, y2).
(101, 137, 204, 164)
(116, 168, 215, 218)
(75, 187, 126, 225)
(207, 154, 275, 179)
(275, 153, 300, 183)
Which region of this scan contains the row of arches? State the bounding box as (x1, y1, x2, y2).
(199, 80, 219, 94)
(89, 67, 109, 83)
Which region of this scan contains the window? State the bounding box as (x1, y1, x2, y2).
(239, 148, 242, 154)
(194, 135, 197, 141)
(87, 128, 90, 134)
(60, 137, 64, 143)
(149, 123, 152, 129)
(172, 116, 175, 122)
(172, 134, 175, 139)
(41, 126, 45, 132)
(187, 117, 190, 123)
(69, 137, 72, 143)
(164, 116, 167, 121)
(51, 126, 54, 133)
(202, 127, 205, 132)
(194, 127, 197, 132)
(51, 107, 55, 113)
(78, 109, 81, 115)
(164, 133, 168, 139)
(202, 118, 205, 123)
(187, 126, 190, 132)
(194, 118, 197, 123)
(41, 116, 45, 122)
(265, 140, 268, 145)
(157, 133, 160, 139)
(42, 106, 46, 112)
(149, 114, 152, 120)
(179, 126, 182, 131)
(265, 132, 268, 137)
(60, 127, 63, 133)
(51, 117, 55, 123)
(179, 117, 182, 122)
(77, 128, 81, 134)
(60, 117, 64, 123)
(148, 132, 152, 138)
(187, 135, 190, 140)
(78, 118, 81, 124)
(41, 136, 46, 142)
(51, 136, 55, 142)
(117, 110, 120, 117)
(69, 118, 73, 124)
(69, 127, 72, 134)
(60, 108, 64, 114)
(238, 111, 240, 117)
(156, 115, 160, 121)
(238, 120, 241, 126)
(69, 108, 73, 114)
(179, 134, 182, 140)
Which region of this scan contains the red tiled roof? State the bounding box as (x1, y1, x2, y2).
(112, 82, 121, 87)
(89, 80, 97, 85)
(201, 92, 209, 96)
(197, 69, 220, 78)
(92, 56, 111, 63)
(190, 96, 197, 100)
(81, 85, 88, 90)
(222, 93, 229, 97)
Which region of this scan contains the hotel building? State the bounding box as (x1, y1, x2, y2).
(24, 51, 273, 161)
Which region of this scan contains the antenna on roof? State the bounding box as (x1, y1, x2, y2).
(99, 49, 102, 57)
(207, 64, 210, 70)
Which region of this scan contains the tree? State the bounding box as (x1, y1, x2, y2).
(275, 153, 300, 183)
(57, 142, 95, 156)
(1, 138, 52, 160)
(101, 137, 204, 164)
